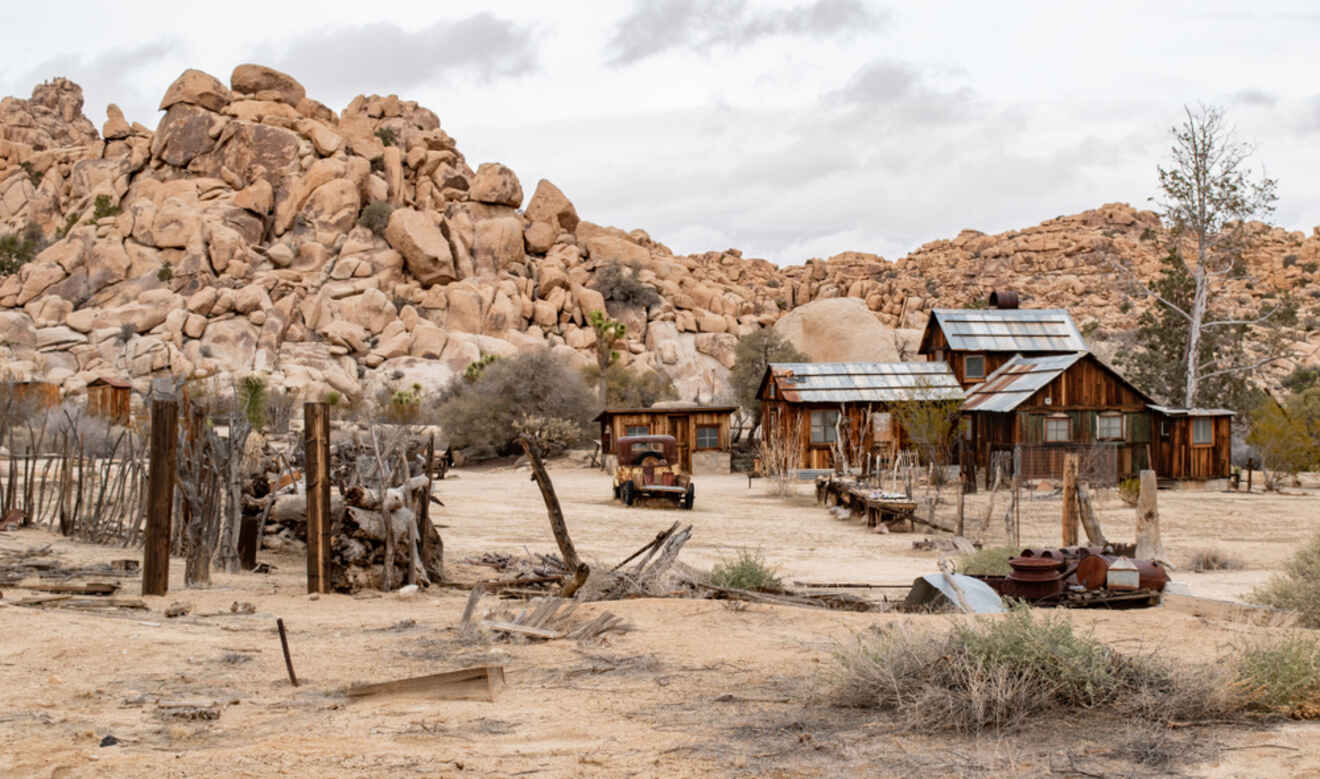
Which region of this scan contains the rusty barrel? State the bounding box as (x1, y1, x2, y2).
(1075, 555, 1169, 592)
(1004, 555, 1068, 600)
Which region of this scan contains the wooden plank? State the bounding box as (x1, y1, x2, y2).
(60, 597, 148, 609)
(1135, 469, 1162, 560)
(17, 582, 119, 595)
(304, 403, 331, 594)
(345, 665, 505, 701)
(1061, 453, 1079, 546)
(142, 398, 177, 597)
(482, 621, 563, 639)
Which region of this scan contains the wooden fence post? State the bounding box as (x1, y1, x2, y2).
(1061, 453, 1079, 547)
(304, 403, 331, 594)
(142, 397, 177, 596)
(1011, 474, 1021, 548)
(955, 482, 965, 537)
(1135, 469, 1163, 560)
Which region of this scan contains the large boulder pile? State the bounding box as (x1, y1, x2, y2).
(1, 67, 1317, 404)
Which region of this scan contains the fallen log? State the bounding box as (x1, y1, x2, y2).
(346, 665, 505, 702)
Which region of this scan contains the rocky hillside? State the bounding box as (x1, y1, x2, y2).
(1, 67, 1317, 408)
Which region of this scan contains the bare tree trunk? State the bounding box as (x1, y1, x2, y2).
(1183, 263, 1209, 406)
(518, 435, 589, 597)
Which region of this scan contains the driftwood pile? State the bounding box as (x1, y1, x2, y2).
(461, 593, 632, 643)
(0, 544, 148, 611)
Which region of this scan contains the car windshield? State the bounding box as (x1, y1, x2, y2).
(620, 438, 676, 464)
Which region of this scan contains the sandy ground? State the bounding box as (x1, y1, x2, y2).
(1, 464, 1318, 777)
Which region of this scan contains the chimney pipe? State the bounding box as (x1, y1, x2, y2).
(989, 290, 1019, 309)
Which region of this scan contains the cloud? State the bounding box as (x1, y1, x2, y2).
(7, 40, 177, 121)
(255, 13, 538, 97)
(606, 0, 886, 66)
(1231, 88, 1277, 107)
(828, 58, 976, 125)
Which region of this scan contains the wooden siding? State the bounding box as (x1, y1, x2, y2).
(87, 384, 131, 426)
(9, 381, 60, 412)
(599, 409, 732, 472)
(760, 399, 913, 472)
(1153, 414, 1232, 480)
(921, 328, 1020, 389)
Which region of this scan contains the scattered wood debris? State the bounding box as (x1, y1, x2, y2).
(462, 591, 631, 643)
(346, 665, 505, 702)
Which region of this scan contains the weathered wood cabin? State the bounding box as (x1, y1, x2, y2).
(757, 362, 963, 473)
(1148, 406, 1234, 481)
(960, 352, 1156, 481)
(596, 404, 736, 473)
(87, 377, 132, 426)
(6, 380, 60, 414)
(919, 294, 1088, 389)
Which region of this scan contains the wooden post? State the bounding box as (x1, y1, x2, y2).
(1011, 474, 1021, 548)
(1135, 469, 1163, 560)
(417, 434, 441, 582)
(304, 403, 331, 594)
(142, 398, 177, 596)
(1061, 453, 1079, 547)
(1246, 457, 1253, 493)
(518, 436, 589, 597)
(955, 482, 965, 537)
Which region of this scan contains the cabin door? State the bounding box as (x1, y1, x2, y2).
(1155, 418, 1174, 478)
(668, 416, 691, 471)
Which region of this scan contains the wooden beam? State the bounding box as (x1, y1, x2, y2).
(1061, 453, 1079, 547)
(304, 403, 331, 594)
(143, 397, 177, 597)
(345, 665, 505, 701)
(518, 436, 589, 597)
(1135, 469, 1162, 560)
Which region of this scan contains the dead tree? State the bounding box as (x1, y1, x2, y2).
(518, 435, 589, 597)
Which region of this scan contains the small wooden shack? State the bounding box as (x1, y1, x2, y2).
(595, 404, 737, 473)
(919, 296, 1088, 389)
(1148, 406, 1234, 481)
(87, 377, 132, 426)
(757, 362, 963, 473)
(7, 380, 60, 414)
(961, 351, 1155, 480)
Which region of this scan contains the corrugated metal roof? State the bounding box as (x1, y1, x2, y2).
(961, 352, 1086, 413)
(931, 308, 1086, 352)
(768, 362, 963, 403)
(1148, 405, 1236, 418)
(592, 406, 737, 422)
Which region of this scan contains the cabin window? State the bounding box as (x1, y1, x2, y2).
(695, 425, 720, 449)
(964, 354, 986, 380)
(1096, 413, 1124, 441)
(810, 410, 839, 444)
(1192, 417, 1213, 446)
(1044, 415, 1070, 443)
(625, 425, 650, 437)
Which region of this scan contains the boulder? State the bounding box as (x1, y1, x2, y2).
(772, 297, 900, 363)
(525, 179, 579, 232)
(586, 235, 649, 267)
(469, 162, 523, 207)
(384, 208, 457, 286)
(340, 288, 396, 335)
(472, 217, 525, 276)
(302, 179, 361, 235)
(695, 332, 738, 369)
(234, 179, 273, 214)
(103, 104, 131, 140)
(158, 69, 232, 113)
(524, 221, 555, 254)
(229, 64, 306, 106)
(152, 104, 222, 167)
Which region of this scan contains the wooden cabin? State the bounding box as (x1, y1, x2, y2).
(7, 381, 60, 414)
(757, 362, 963, 474)
(595, 404, 736, 473)
(918, 294, 1088, 389)
(961, 352, 1156, 481)
(1148, 406, 1234, 481)
(87, 377, 132, 426)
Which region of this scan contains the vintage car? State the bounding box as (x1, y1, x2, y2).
(612, 434, 694, 509)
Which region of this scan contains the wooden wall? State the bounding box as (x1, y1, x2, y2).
(920, 328, 1013, 388)
(10, 382, 59, 413)
(1153, 414, 1232, 480)
(87, 385, 131, 426)
(760, 400, 911, 472)
(600, 410, 731, 472)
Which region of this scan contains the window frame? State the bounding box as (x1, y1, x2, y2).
(694, 425, 720, 450)
(1044, 415, 1071, 443)
(809, 410, 839, 446)
(1192, 417, 1213, 447)
(624, 424, 650, 438)
(1096, 412, 1124, 441)
(963, 353, 987, 381)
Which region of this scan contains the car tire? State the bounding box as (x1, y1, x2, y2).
(613, 483, 620, 500)
(682, 484, 694, 510)
(621, 482, 635, 506)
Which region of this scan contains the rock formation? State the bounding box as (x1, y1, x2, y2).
(1, 68, 1317, 410)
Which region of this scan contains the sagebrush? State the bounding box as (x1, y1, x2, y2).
(709, 549, 782, 592)
(1249, 531, 1320, 627)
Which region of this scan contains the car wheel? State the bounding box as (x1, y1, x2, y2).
(682, 484, 694, 510)
(621, 482, 635, 506)
(613, 483, 620, 499)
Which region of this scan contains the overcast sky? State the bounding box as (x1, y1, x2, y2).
(3, 1, 1316, 264)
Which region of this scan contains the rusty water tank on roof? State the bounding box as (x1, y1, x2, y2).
(988, 290, 1019, 309)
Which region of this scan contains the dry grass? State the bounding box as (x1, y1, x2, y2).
(1233, 634, 1320, 716)
(1249, 532, 1320, 628)
(1188, 547, 1245, 572)
(710, 549, 783, 592)
(958, 546, 1016, 576)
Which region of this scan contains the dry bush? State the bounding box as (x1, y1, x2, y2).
(1249, 531, 1320, 627)
(593, 261, 661, 310)
(1233, 634, 1320, 715)
(829, 607, 1230, 734)
(710, 549, 782, 592)
(1187, 547, 1245, 572)
(959, 546, 1017, 576)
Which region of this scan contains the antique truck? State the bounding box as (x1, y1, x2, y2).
(612, 435, 694, 509)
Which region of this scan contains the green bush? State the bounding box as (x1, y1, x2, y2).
(958, 546, 1016, 576)
(239, 374, 267, 431)
(593, 261, 661, 310)
(156, 262, 174, 282)
(0, 222, 44, 276)
(1234, 635, 1320, 715)
(20, 161, 41, 187)
(357, 200, 394, 237)
(374, 127, 398, 147)
(1249, 531, 1320, 627)
(580, 362, 678, 408)
(463, 353, 499, 382)
(54, 211, 79, 240)
(439, 348, 595, 459)
(513, 414, 582, 458)
(92, 194, 121, 220)
(710, 549, 782, 592)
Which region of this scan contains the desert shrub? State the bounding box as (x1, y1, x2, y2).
(463, 353, 499, 382)
(709, 549, 782, 592)
(830, 606, 1224, 733)
(156, 262, 173, 282)
(21, 161, 40, 186)
(1247, 389, 1320, 486)
(958, 546, 1016, 576)
(1233, 635, 1320, 715)
(731, 329, 807, 432)
(116, 322, 136, 345)
(92, 194, 121, 220)
(1283, 253, 1299, 268)
(581, 362, 678, 408)
(238, 375, 267, 431)
(513, 414, 582, 458)
(1249, 531, 1320, 627)
(1187, 547, 1244, 572)
(381, 383, 423, 424)
(1304, 262, 1320, 274)
(1118, 476, 1141, 506)
(593, 261, 661, 310)
(324, 390, 342, 407)
(439, 348, 595, 459)
(374, 127, 398, 147)
(358, 200, 394, 237)
(39, 403, 133, 458)
(0, 222, 44, 276)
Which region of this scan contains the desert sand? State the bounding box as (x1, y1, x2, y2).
(1, 464, 1318, 777)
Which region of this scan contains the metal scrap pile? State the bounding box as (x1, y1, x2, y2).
(972, 545, 1168, 608)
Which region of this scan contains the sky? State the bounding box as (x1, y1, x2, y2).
(2, 1, 1317, 264)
